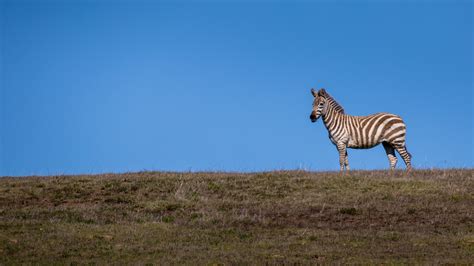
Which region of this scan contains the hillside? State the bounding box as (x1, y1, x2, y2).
(0, 169, 473, 264)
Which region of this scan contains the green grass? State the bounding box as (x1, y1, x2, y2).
(0, 169, 473, 264)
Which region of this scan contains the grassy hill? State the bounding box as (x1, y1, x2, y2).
(0, 169, 473, 264)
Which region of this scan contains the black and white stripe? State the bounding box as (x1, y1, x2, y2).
(310, 88, 412, 171)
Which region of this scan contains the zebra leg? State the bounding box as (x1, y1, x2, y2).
(393, 144, 412, 171)
(336, 143, 347, 172)
(344, 150, 350, 171)
(382, 142, 397, 170)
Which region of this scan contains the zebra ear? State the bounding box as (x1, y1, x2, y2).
(318, 88, 327, 96)
(311, 88, 317, 97)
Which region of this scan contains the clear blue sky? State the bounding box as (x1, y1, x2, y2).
(1, 1, 472, 176)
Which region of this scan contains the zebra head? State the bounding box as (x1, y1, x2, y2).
(310, 88, 327, 122)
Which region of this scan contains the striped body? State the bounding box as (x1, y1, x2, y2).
(323, 112, 407, 149)
(310, 88, 412, 171)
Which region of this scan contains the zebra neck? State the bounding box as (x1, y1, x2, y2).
(322, 109, 345, 132)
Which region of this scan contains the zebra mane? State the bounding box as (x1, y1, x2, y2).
(319, 89, 345, 114)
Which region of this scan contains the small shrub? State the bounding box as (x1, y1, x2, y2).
(450, 194, 462, 202)
(208, 182, 221, 192)
(165, 203, 181, 211)
(339, 207, 358, 215)
(162, 215, 175, 223)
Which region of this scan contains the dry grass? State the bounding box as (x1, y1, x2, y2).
(0, 169, 473, 264)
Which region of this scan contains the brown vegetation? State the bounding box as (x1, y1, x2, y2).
(0, 169, 473, 264)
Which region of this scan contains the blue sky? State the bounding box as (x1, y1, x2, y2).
(1, 1, 472, 176)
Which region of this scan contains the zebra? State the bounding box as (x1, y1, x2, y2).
(309, 88, 412, 171)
